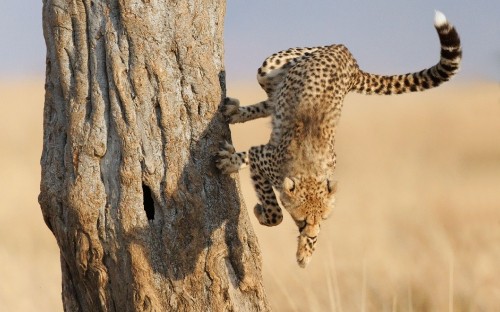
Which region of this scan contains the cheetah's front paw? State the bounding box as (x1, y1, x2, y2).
(215, 141, 245, 174)
(254, 203, 283, 226)
(296, 234, 317, 268)
(220, 97, 242, 124)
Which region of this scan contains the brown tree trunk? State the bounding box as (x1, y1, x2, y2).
(39, 0, 270, 311)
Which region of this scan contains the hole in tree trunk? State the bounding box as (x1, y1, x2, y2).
(142, 184, 155, 221)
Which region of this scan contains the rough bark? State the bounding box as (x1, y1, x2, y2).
(39, 0, 270, 311)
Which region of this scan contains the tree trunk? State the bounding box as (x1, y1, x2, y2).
(39, 0, 270, 311)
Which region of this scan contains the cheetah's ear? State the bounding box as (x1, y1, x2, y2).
(283, 177, 296, 193)
(327, 179, 338, 194)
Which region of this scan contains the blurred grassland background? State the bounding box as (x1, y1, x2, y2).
(1, 79, 499, 311)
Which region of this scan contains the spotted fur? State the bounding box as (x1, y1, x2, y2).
(217, 12, 461, 267)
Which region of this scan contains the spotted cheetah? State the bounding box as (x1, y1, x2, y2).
(217, 11, 461, 267)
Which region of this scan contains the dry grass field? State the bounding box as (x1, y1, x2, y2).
(1, 79, 499, 311)
(0, 80, 61, 311)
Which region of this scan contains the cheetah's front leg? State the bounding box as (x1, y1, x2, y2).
(249, 145, 283, 226)
(215, 141, 249, 174)
(216, 142, 284, 226)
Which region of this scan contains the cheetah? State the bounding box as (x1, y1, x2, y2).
(217, 11, 461, 267)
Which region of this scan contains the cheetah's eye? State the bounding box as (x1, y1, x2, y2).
(295, 220, 306, 232)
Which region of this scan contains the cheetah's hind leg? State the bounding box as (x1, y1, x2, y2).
(215, 141, 249, 174)
(220, 97, 273, 124)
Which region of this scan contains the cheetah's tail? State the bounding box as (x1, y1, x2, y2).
(352, 11, 461, 95)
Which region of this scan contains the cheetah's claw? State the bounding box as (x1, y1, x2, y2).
(220, 97, 241, 124)
(215, 141, 240, 174)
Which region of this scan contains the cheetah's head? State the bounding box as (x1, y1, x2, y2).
(279, 175, 338, 268)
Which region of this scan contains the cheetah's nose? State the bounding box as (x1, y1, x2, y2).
(302, 223, 320, 237)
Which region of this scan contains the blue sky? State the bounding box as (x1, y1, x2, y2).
(1, 1, 499, 82)
(225, 1, 500, 82)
